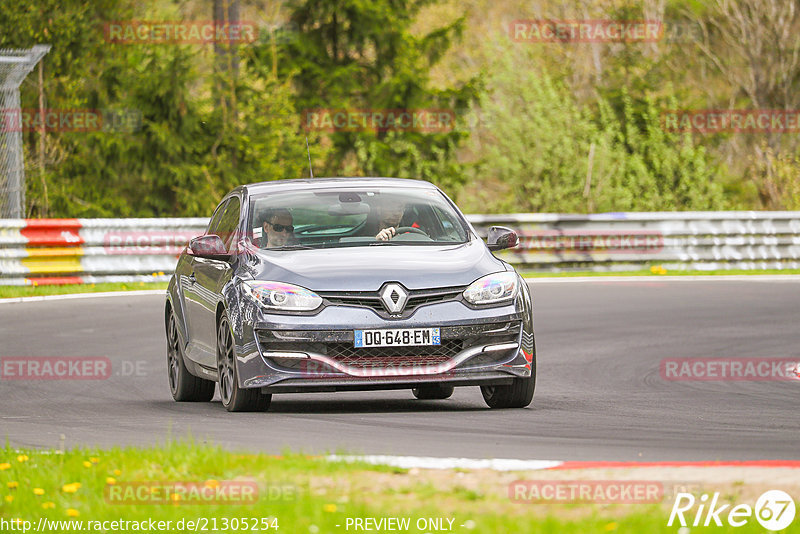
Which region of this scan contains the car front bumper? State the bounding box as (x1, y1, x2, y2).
(231, 298, 535, 393)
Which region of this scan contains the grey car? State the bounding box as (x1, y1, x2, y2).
(165, 178, 535, 411)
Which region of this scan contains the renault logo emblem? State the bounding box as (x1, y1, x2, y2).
(379, 283, 408, 314)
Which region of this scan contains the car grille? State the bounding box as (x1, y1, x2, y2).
(317, 285, 466, 318)
(328, 339, 464, 362)
(257, 321, 521, 374)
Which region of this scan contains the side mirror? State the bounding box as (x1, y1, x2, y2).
(188, 234, 231, 261)
(487, 226, 519, 251)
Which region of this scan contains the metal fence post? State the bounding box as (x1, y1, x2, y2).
(0, 45, 51, 219)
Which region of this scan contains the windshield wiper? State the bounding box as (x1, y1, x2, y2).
(265, 244, 315, 250)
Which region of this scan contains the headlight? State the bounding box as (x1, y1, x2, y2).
(463, 272, 519, 305)
(241, 280, 322, 311)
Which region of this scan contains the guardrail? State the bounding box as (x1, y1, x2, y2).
(0, 218, 207, 286)
(1, 212, 799, 285)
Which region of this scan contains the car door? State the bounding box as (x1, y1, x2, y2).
(183, 198, 231, 367)
(188, 196, 242, 369)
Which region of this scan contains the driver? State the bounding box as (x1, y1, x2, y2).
(261, 208, 296, 248)
(375, 202, 406, 241)
(374, 201, 423, 241)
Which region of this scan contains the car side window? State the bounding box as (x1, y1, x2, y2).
(215, 197, 241, 252)
(206, 199, 230, 235)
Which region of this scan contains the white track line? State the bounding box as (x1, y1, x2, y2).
(0, 290, 165, 304)
(327, 455, 563, 471)
(529, 275, 800, 283)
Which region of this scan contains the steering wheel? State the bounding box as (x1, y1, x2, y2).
(395, 226, 427, 236)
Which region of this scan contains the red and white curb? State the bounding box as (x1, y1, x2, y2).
(326, 456, 800, 471)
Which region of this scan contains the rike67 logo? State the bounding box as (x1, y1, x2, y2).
(669, 490, 795, 530)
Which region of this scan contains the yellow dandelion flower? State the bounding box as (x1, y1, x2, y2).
(604, 522, 618, 531)
(323, 503, 337, 513)
(0, 463, 10, 470)
(66, 509, 79, 517)
(16, 455, 29, 463)
(61, 483, 81, 493)
(33, 488, 45, 496)
(42, 502, 55, 510)
(82, 461, 92, 468)
(7, 481, 19, 489)
(113, 469, 121, 476)
(106, 477, 116, 485)
(4, 495, 13, 503)
(204, 479, 219, 489)
(89, 457, 100, 464)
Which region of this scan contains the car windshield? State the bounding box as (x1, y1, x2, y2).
(248, 187, 470, 249)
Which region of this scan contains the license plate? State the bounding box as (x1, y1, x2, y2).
(354, 328, 441, 348)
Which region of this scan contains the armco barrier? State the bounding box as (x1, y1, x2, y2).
(0, 212, 799, 285)
(0, 218, 207, 286)
(471, 211, 800, 273)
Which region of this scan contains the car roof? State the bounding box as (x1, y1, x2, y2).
(242, 177, 437, 196)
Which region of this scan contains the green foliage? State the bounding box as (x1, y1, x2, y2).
(2, 0, 311, 217)
(0, 0, 794, 217)
(276, 0, 478, 192)
(461, 49, 724, 213)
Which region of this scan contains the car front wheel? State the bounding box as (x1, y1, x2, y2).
(480, 362, 535, 409)
(217, 312, 271, 412)
(412, 384, 454, 400)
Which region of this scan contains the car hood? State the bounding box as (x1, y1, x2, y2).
(243, 238, 508, 291)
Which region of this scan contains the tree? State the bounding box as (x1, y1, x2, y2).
(274, 0, 479, 192)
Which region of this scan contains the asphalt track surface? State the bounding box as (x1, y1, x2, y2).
(1, 279, 798, 461)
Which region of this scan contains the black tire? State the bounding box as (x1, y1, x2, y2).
(412, 384, 454, 400)
(217, 312, 271, 412)
(481, 363, 536, 409)
(166, 311, 215, 402)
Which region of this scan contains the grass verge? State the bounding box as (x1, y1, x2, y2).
(0, 283, 168, 299)
(0, 443, 773, 533)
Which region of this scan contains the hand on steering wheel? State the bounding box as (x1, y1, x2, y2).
(375, 226, 427, 241)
